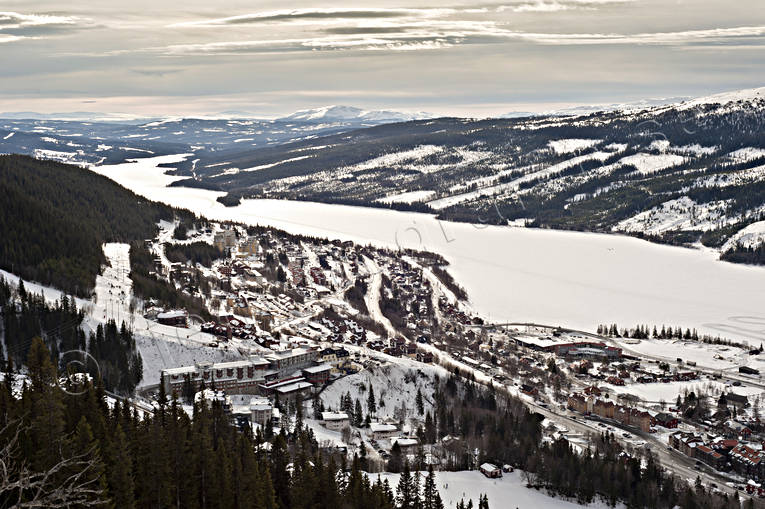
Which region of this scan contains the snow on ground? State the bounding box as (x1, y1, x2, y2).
(723, 220, 765, 252)
(726, 147, 765, 163)
(0, 269, 92, 311)
(648, 140, 670, 152)
(605, 379, 764, 404)
(428, 151, 612, 210)
(376, 190, 436, 204)
(615, 338, 750, 370)
(694, 164, 765, 189)
(377, 470, 622, 509)
(304, 418, 348, 448)
(321, 355, 448, 424)
(619, 153, 685, 175)
(344, 145, 445, 173)
(548, 139, 601, 154)
(613, 196, 736, 234)
(673, 144, 717, 156)
(362, 257, 398, 338)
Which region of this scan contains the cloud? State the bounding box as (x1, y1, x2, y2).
(512, 25, 765, 45)
(156, 22, 765, 56)
(0, 34, 24, 43)
(0, 11, 89, 41)
(0, 11, 78, 29)
(169, 8, 454, 28)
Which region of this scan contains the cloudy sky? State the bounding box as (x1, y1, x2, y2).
(1, 0, 764, 117)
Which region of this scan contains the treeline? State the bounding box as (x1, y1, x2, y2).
(721, 243, 765, 266)
(0, 277, 142, 394)
(596, 322, 746, 348)
(165, 241, 224, 268)
(0, 155, 192, 296)
(89, 320, 143, 395)
(430, 266, 467, 301)
(344, 279, 369, 315)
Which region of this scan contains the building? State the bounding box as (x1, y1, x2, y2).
(321, 412, 350, 431)
(567, 393, 588, 414)
(240, 236, 260, 255)
(161, 348, 326, 396)
(371, 422, 398, 440)
(194, 389, 231, 412)
(302, 364, 331, 386)
(265, 348, 319, 377)
(654, 412, 679, 429)
(250, 397, 273, 427)
(214, 229, 237, 250)
(157, 310, 188, 327)
(479, 463, 502, 479)
(695, 445, 726, 470)
(162, 357, 274, 396)
(392, 437, 420, 453)
(593, 399, 615, 419)
(275, 381, 313, 399)
(726, 393, 750, 408)
(554, 342, 622, 360)
(730, 444, 765, 480)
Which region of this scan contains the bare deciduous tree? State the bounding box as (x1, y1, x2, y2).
(0, 420, 108, 508)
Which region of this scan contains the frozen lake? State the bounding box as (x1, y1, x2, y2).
(92, 154, 765, 344)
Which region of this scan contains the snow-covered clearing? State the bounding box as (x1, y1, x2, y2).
(613, 197, 736, 234)
(321, 356, 448, 424)
(427, 151, 612, 210)
(548, 139, 601, 154)
(615, 338, 750, 370)
(90, 242, 224, 388)
(377, 470, 621, 509)
(619, 153, 685, 175)
(605, 379, 764, 404)
(694, 164, 765, 189)
(377, 190, 436, 204)
(727, 147, 765, 163)
(344, 145, 444, 172)
(362, 257, 398, 338)
(723, 220, 765, 252)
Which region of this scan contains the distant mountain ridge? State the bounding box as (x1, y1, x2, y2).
(278, 105, 431, 123)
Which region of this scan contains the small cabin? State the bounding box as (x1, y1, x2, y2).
(479, 463, 502, 479)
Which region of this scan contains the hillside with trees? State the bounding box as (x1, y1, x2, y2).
(0, 155, 195, 296)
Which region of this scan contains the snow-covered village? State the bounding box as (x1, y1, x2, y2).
(4, 205, 765, 507)
(3, 2, 765, 507)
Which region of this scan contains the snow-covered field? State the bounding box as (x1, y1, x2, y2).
(548, 139, 601, 154)
(377, 470, 621, 509)
(320, 358, 447, 423)
(92, 155, 765, 344)
(614, 197, 737, 235)
(615, 338, 751, 369)
(377, 190, 436, 204)
(619, 153, 685, 175)
(606, 379, 764, 404)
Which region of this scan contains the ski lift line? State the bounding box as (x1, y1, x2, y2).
(4, 315, 84, 357)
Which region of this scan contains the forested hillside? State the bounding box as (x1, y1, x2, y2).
(0, 155, 191, 296)
(0, 278, 142, 394)
(0, 341, 746, 509)
(176, 89, 765, 264)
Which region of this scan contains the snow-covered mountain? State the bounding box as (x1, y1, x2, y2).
(278, 105, 430, 123)
(178, 86, 765, 263)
